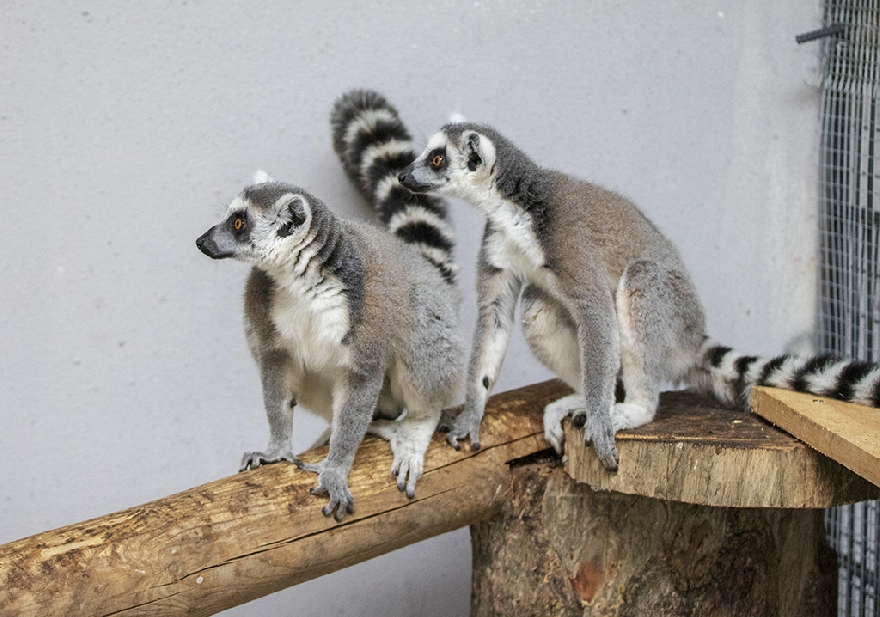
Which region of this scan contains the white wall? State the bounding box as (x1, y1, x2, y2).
(0, 1, 820, 615)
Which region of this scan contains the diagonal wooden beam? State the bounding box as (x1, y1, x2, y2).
(0, 381, 562, 617)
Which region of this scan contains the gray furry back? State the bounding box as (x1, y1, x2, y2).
(331, 90, 458, 283)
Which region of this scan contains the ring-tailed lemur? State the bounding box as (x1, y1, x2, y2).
(195, 94, 462, 520)
(399, 123, 880, 470)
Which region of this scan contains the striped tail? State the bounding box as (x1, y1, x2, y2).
(696, 339, 880, 408)
(331, 89, 457, 284)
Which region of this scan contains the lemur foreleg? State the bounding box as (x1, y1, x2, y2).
(298, 370, 384, 521)
(240, 350, 298, 471)
(447, 259, 521, 451)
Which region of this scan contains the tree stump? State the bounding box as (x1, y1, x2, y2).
(470, 389, 878, 616)
(471, 457, 837, 617)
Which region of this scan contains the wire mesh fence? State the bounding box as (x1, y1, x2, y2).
(817, 1, 880, 615)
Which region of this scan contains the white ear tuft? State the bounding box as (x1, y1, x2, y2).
(252, 169, 273, 184)
(447, 112, 467, 124)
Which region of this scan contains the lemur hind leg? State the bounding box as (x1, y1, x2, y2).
(385, 407, 440, 498)
(521, 286, 584, 452)
(614, 260, 705, 432)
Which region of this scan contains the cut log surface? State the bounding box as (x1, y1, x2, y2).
(564, 390, 880, 508)
(751, 386, 880, 489)
(0, 382, 560, 617)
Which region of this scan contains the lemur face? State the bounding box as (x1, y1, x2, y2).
(196, 183, 312, 266)
(399, 125, 495, 198)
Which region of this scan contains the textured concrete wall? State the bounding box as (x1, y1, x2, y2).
(0, 1, 820, 615)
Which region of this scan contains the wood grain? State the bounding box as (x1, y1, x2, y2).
(564, 390, 880, 507)
(472, 458, 837, 617)
(3, 381, 875, 617)
(0, 381, 560, 617)
(751, 385, 880, 489)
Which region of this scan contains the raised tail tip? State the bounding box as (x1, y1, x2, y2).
(331, 89, 413, 178)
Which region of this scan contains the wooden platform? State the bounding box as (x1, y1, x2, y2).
(752, 386, 880, 489)
(1, 380, 876, 616)
(564, 388, 880, 507)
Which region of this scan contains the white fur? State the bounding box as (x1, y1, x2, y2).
(482, 199, 546, 275)
(252, 169, 273, 184)
(342, 108, 397, 151)
(428, 132, 543, 276)
(804, 360, 849, 395)
(270, 269, 351, 373)
(359, 139, 414, 179)
(851, 367, 880, 405)
(373, 174, 400, 204)
(387, 205, 455, 244)
(759, 356, 802, 389)
(714, 349, 740, 382)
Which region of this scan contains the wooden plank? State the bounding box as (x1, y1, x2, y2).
(564, 389, 880, 507)
(0, 381, 561, 617)
(751, 385, 880, 489)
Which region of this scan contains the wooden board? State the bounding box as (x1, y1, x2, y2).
(751, 385, 880, 489)
(564, 389, 880, 508)
(0, 381, 561, 617)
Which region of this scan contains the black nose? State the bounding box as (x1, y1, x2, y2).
(398, 171, 407, 183)
(196, 231, 220, 258)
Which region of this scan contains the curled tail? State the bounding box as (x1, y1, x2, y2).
(331, 89, 457, 284)
(695, 339, 880, 408)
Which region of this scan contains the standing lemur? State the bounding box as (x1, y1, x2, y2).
(400, 123, 880, 470)
(196, 91, 463, 520)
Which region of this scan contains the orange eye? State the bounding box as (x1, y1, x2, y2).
(431, 154, 444, 168)
(233, 217, 243, 231)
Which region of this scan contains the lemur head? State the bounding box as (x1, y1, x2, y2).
(196, 175, 315, 268)
(398, 123, 497, 199)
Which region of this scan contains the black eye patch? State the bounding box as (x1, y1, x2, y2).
(428, 148, 447, 171)
(229, 214, 248, 237)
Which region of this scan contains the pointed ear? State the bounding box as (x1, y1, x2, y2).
(466, 133, 483, 172)
(277, 195, 308, 237)
(252, 169, 274, 184)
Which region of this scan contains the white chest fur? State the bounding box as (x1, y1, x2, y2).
(481, 191, 546, 278)
(270, 267, 351, 371)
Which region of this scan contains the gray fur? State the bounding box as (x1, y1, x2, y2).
(197, 176, 463, 520)
(402, 122, 880, 471)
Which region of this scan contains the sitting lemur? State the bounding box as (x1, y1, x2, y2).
(400, 122, 880, 470)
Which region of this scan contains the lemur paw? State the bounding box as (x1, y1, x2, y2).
(302, 461, 354, 521)
(581, 414, 619, 472)
(239, 449, 298, 472)
(543, 395, 582, 454)
(445, 409, 482, 451)
(390, 453, 423, 499)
